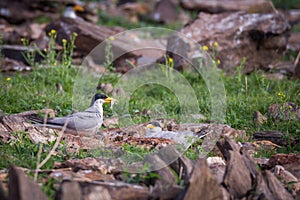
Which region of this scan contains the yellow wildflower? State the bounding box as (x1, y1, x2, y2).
(6, 77, 11, 81)
(277, 92, 285, 98)
(168, 57, 173, 64)
(202, 45, 209, 51)
(49, 29, 56, 36)
(73, 32, 78, 37)
(62, 39, 67, 44)
(108, 36, 115, 41)
(213, 41, 218, 47)
(217, 59, 221, 65)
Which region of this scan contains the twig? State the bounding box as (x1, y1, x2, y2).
(269, 0, 278, 14)
(34, 119, 69, 181)
(34, 143, 43, 182)
(294, 50, 300, 67)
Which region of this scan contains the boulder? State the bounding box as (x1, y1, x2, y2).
(166, 11, 290, 73)
(180, 0, 275, 13)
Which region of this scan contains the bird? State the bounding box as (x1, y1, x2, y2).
(63, 2, 98, 23)
(63, 3, 84, 19)
(146, 121, 205, 149)
(29, 94, 114, 133)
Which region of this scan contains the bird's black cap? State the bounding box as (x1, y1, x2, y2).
(90, 94, 108, 105)
(94, 94, 108, 100)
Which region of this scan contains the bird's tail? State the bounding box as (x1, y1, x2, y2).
(26, 115, 47, 124)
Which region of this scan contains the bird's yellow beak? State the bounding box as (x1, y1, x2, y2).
(73, 5, 84, 12)
(104, 97, 116, 103)
(147, 124, 155, 129)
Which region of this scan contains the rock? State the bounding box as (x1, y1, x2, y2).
(180, 0, 275, 13)
(45, 17, 142, 72)
(287, 33, 300, 52)
(0, 1, 41, 24)
(144, 146, 183, 199)
(1, 45, 44, 65)
(49, 168, 115, 182)
(0, 57, 31, 72)
(217, 137, 295, 199)
(0, 181, 7, 200)
(8, 165, 48, 200)
(150, 0, 179, 24)
(267, 61, 295, 76)
(263, 72, 286, 80)
(207, 157, 226, 186)
(283, 9, 300, 25)
(45, 17, 123, 55)
(0, 22, 46, 46)
(253, 111, 267, 125)
(167, 11, 290, 73)
(98, 83, 114, 94)
(274, 165, 300, 197)
(0, 109, 56, 135)
(119, 2, 152, 23)
(261, 170, 294, 200)
(184, 159, 224, 200)
(223, 150, 252, 198)
(266, 154, 300, 179)
(103, 117, 119, 128)
(56, 181, 82, 200)
(268, 102, 300, 122)
(56, 157, 124, 174)
(56, 180, 149, 200)
(252, 130, 296, 146)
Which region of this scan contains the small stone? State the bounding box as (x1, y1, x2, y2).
(56, 83, 64, 92)
(253, 111, 267, 125)
(103, 117, 119, 128)
(268, 102, 300, 122)
(100, 83, 113, 94)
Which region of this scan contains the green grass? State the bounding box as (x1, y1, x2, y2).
(271, 0, 300, 9)
(1, 66, 299, 153)
(98, 10, 184, 30)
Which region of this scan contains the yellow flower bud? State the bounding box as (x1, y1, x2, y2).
(108, 36, 115, 41)
(50, 29, 56, 35)
(202, 45, 209, 51)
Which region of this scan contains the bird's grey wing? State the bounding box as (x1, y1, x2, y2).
(66, 109, 102, 131)
(46, 116, 76, 128)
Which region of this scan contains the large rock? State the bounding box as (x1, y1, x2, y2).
(217, 137, 294, 199)
(45, 17, 125, 56)
(180, 0, 275, 13)
(184, 159, 224, 200)
(167, 12, 290, 73)
(8, 166, 48, 200)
